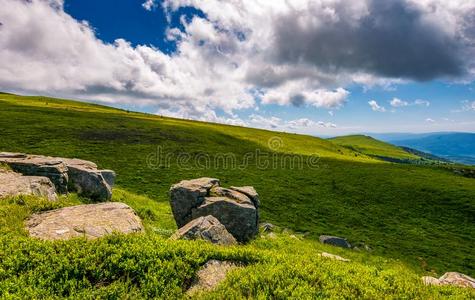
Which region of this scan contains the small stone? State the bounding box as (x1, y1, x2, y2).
(422, 276, 441, 286)
(187, 260, 239, 295)
(319, 235, 352, 249)
(320, 252, 350, 262)
(439, 272, 475, 289)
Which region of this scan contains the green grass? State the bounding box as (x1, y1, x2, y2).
(0, 194, 473, 299)
(330, 135, 421, 160)
(0, 93, 474, 298)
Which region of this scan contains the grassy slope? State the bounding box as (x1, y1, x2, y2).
(1, 193, 473, 299)
(330, 135, 421, 160)
(0, 94, 474, 298)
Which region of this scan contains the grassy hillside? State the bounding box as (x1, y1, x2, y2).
(0, 93, 474, 298)
(330, 135, 421, 161)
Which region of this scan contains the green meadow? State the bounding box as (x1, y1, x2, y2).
(0, 93, 474, 299)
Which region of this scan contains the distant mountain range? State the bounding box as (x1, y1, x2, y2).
(367, 132, 475, 165)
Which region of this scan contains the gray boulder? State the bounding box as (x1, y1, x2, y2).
(0, 152, 115, 201)
(169, 178, 259, 243)
(169, 177, 220, 228)
(171, 215, 237, 245)
(192, 197, 258, 243)
(230, 186, 260, 207)
(319, 235, 352, 248)
(0, 152, 69, 193)
(66, 163, 112, 201)
(0, 169, 57, 201)
(26, 202, 143, 240)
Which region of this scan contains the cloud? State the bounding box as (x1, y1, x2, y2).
(261, 85, 349, 109)
(390, 98, 409, 107)
(390, 97, 430, 107)
(0, 0, 474, 124)
(142, 0, 157, 11)
(414, 99, 430, 107)
(368, 100, 387, 112)
(272, 0, 473, 81)
(461, 100, 475, 111)
(425, 118, 435, 122)
(249, 115, 337, 131)
(157, 106, 247, 126)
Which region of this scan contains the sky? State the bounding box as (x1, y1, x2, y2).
(1, 0, 475, 135)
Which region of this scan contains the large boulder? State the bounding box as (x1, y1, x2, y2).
(26, 202, 143, 240)
(169, 178, 220, 228)
(0, 169, 57, 200)
(63, 159, 112, 201)
(319, 235, 352, 249)
(0, 152, 114, 201)
(171, 215, 237, 245)
(169, 178, 259, 243)
(0, 152, 69, 193)
(192, 197, 258, 243)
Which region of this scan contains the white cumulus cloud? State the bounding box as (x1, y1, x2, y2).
(0, 0, 474, 126)
(368, 100, 387, 112)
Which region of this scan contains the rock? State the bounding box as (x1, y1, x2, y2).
(0, 152, 115, 201)
(26, 202, 143, 240)
(187, 260, 239, 295)
(266, 232, 277, 239)
(422, 276, 441, 286)
(169, 178, 259, 243)
(171, 215, 237, 245)
(260, 222, 274, 232)
(169, 177, 220, 228)
(66, 164, 112, 201)
(439, 272, 475, 289)
(210, 187, 253, 205)
(0, 153, 69, 193)
(0, 169, 57, 200)
(320, 252, 350, 262)
(319, 235, 352, 249)
(422, 272, 475, 289)
(100, 170, 116, 187)
(191, 196, 258, 243)
(230, 186, 260, 207)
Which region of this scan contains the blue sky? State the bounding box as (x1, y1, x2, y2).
(1, 0, 475, 135)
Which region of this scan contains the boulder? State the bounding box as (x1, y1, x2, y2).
(26, 202, 143, 240)
(0, 152, 115, 201)
(230, 186, 260, 207)
(319, 235, 352, 249)
(0, 169, 57, 200)
(66, 164, 112, 201)
(187, 260, 239, 295)
(169, 178, 259, 243)
(192, 197, 258, 243)
(171, 215, 237, 245)
(169, 178, 220, 228)
(0, 152, 69, 193)
(320, 252, 350, 262)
